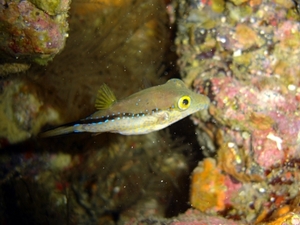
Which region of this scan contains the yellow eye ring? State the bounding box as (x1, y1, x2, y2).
(178, 95, 191, 110)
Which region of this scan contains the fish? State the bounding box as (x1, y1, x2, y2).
(40, 79, 210, 137)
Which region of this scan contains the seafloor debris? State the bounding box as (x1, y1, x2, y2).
(174, 0, 300, 223)
(0, 0, 70, 74)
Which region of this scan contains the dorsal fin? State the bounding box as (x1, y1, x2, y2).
(95, 83, 117, 110)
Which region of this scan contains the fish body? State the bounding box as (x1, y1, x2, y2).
(40, 79, 210, 137)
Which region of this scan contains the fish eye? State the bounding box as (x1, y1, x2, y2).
(178, 95, 191, 110)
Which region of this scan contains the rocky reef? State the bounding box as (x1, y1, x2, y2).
(175, 0, 300, 223)
(1, 0, 300, 224)
(0, 0, 70, 75)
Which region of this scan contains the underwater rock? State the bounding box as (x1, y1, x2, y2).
(175, 0, 300, 223)
(0, 79, 61, 144)
(0, 63, 31, 76)
(124, 208, 245, 224)
(190, 158, 226, 213)
(0, 0, 70, 73)
(0, 130, 190, 224)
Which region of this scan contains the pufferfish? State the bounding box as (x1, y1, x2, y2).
(40, 79, 210, 137)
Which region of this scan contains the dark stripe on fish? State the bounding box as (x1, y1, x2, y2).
(76, 110, 160, 125)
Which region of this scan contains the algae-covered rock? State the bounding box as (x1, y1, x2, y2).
(0, 0, 70, 74)
(175, 0, 300, 223)
(29, 0, 70, 15)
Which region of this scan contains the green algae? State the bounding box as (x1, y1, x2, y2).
(29, 0, 67, 15)
(212, 0, 225, 13)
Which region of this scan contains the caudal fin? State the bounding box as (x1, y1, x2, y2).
(40, 126, 75, 138)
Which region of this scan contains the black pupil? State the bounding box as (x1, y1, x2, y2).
(182, 98, 189, 105)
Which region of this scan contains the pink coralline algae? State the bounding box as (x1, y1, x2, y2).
(210, 75, 299, 169)
(175, 0, 300, 223)
(0, 0, 70, 67)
